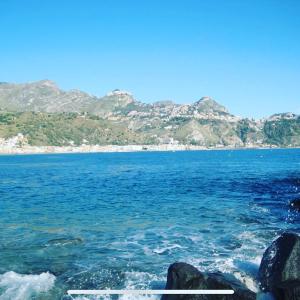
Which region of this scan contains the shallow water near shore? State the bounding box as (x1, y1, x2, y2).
(0, 149, 300, 299)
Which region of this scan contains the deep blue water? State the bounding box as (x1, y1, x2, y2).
(0, 149, 300, 299)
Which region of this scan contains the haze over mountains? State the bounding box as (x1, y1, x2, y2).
(0, 80, 299, 148)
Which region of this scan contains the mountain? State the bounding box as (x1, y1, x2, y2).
(0, 80, 96, 113)
(0, 80, 299, 148)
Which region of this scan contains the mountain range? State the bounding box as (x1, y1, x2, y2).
(0, 80, 299, 148)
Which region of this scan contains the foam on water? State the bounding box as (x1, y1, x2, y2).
(123, 271, 161, 289)
(153, 243, 184, 254)
(0, 271, 55, 300)
(71, 271, 161, 300)
(118, 271, 160, 300)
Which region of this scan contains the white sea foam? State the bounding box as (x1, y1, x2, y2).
(188, 235, 203, 243)
(188, 255, 260, 293)
(118, 271, 161, 300)
(123, 271, 161, 289)
(153, 243, 184, 254)
(0, 271, 55, 300)
(232, 271, 259, 292)
(251, 204, 269, 214)
(250, 255, 263, 266)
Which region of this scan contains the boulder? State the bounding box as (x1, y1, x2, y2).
(289, 199, 300, 211)
(258, 232, 300, 300)
(161, 262, 256, 300)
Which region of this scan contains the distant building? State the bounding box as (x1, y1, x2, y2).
(106, 89, 132, 97)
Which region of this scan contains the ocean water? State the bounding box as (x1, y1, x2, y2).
(0, 149, 300, 299)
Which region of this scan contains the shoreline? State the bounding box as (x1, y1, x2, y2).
(0, 144, 299, 155)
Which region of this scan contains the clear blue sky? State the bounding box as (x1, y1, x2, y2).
(0, 0, 299, 118)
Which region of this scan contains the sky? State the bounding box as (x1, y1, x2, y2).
(0, 0, 299, 118)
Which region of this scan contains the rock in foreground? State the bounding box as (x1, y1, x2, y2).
(258, 232, 300, 300)
(162, 232, 300, 300)
(161, 262, 255, 300)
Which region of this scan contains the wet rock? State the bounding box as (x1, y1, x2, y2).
(161, 262, 256, 300)
(258, 232, 300, 300)
(289, 198, 300, 210)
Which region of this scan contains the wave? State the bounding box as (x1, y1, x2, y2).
(153, 244, 184, 255)
(0, 271, 55, 300)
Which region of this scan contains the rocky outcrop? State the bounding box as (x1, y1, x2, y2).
(161, 262, 255, 300)
(258, 232, 300, 300)
(162, 232, 300, 300)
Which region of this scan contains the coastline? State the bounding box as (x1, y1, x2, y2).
(0, 144, 297, 155)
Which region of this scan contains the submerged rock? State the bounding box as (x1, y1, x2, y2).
(161, 262, 255, 300)
(258, 232, 300, 300)
(45, 237, 83, 247)
(289, 198, 300, 210)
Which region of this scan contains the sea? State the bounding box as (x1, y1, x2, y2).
(0, 149, 299, 299)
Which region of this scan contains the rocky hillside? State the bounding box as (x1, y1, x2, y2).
(0, 80, 299, 147)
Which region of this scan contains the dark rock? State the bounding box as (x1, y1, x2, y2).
(258, 232, 300, 299)
(161, 262, 256, 300)
(290, 199, 300, 210)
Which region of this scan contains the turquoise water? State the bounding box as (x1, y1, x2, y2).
(0, 149, 300, 299)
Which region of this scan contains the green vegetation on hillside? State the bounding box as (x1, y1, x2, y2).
(1, 111, 299, 147)
(0, 112, 146, 146)
(263, 118, 300, 146)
